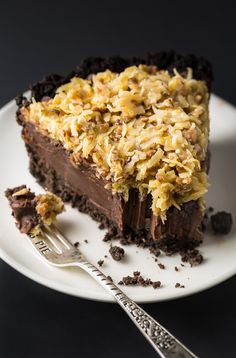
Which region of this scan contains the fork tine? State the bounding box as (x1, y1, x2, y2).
(41, 226, 63, 253)
(49, 223, 75, 249)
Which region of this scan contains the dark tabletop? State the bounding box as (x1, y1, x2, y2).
(1, 1, 236, 357)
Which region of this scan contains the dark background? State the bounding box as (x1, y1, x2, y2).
(0, 1, 236, 357)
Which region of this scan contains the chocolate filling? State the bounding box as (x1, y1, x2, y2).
(21, 122, 203, 248)
(5, 185, 40, 234)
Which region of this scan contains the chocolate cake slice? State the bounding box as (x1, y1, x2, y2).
(16, 52, 213, 253)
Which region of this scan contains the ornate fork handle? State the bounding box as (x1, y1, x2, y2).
(80, 260, 197, 358)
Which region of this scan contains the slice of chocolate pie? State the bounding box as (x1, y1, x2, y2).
(16, 52, 213, 253)
(5, 185, 64, 236)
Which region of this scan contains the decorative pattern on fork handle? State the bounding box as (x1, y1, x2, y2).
(35, 226, 197, 358)
(81, 262, 197, 358)
(115, 291, 175, 351)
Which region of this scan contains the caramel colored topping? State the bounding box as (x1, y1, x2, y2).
(22, 65, 209, 220)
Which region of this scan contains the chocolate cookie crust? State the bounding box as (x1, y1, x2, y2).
(16, 52, 213, 107)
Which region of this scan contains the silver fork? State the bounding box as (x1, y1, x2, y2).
(29, 223, 197, 358)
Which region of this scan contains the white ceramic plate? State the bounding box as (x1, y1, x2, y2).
(0, 94, 236, 303)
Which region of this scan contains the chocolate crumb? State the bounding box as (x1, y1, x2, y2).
(149, 246, 161, 257)
(109, 245, 125, 261)
(152, 281, 161, 289)
(84, 239, 88, 243)
(203, 208, 232, 235)
(175, 266, 179, 272)
(74, 241, 80, 248)
(104, 255, 108, 258)
(175, 283, 184, 288)
(118, 271, 160, 289)
(211, 211, 233, 235)
(107, 275, 113, 282)
(181, 249, 203, 266)
(99, 222, 106, 230)
(103, 233, 112, 242)
(181, 263, 185, 267)
(103, 226, 117, 242)
(97, 259, 104, 267)
(176, 283, 185, 288)
(158, 263, 165, 270)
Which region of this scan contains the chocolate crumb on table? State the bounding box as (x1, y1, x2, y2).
(109, 245, 125, 261)
(107, 275, 113, 282)
(158, 263, 165, 270)
(74, 241, 80, 247)
(97, 260, 104, 267)
(118, 271, 161, 289)
(84, 239, 88, 243)
(211, 211, 233, 235)
(175, 266, 179, 272)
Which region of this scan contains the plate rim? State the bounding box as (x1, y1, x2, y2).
(1, 243, 236, 303)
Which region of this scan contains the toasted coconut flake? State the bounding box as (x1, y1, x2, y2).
(36, 193, 64, 226)
(23, 65, 209, 219)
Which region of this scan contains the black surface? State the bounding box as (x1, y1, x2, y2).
(1, 1, 236, 357)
